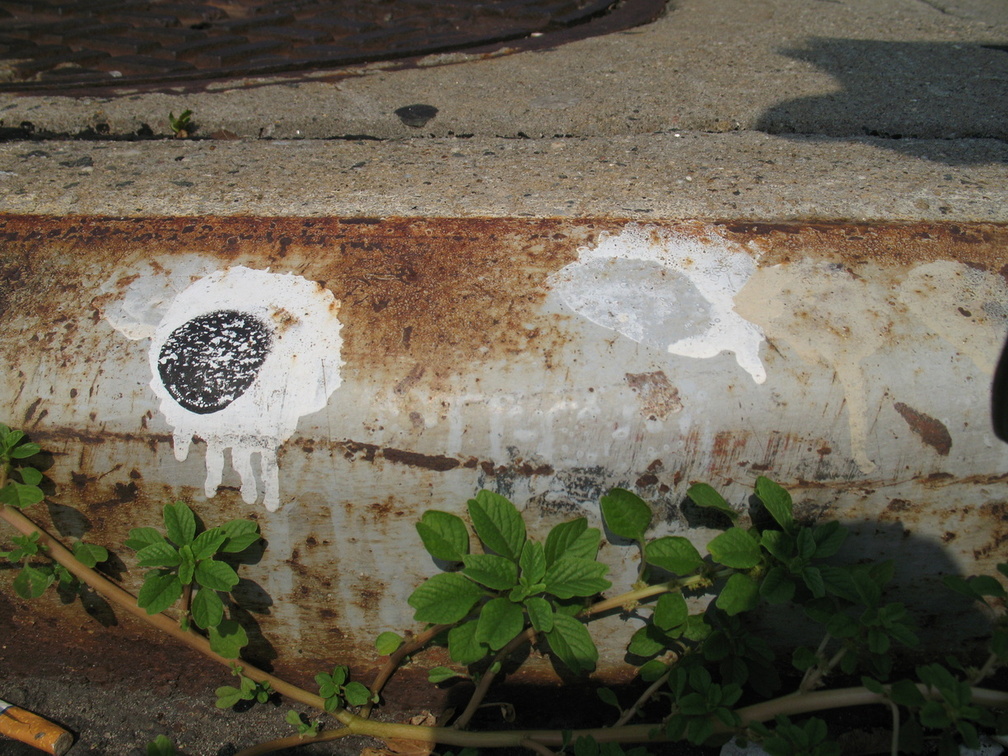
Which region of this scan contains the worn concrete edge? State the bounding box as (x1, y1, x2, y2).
(1, 132, 1006, 220)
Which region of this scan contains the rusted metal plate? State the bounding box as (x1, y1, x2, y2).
(2, 215, 1008, 674)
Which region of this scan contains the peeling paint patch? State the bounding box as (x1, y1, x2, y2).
(894, 402, 952, 456)
(736, 260, 891, 473)
(625, 371, 683, 419)
(549, 225, 767, 383)
(898, 261, 1008, 374)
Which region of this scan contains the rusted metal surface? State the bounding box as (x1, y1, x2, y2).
(2, 215, 1008, 675)
(0, 0, 665, 93)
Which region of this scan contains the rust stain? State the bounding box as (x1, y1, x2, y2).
(893, 402, 953, 456)
(624, 371, 683, 420)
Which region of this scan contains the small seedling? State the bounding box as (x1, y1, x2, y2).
(168, 109, 193, 138)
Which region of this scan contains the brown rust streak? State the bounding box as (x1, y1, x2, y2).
(716, 221, 1008, 270)
(0, 215, 612, 391)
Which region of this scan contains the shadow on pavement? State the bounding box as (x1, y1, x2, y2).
(757, 38, 1008, 164)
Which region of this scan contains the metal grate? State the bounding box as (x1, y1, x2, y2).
(0, 0, 653, 91)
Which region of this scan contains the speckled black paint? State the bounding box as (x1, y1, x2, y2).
(157, 310, 272, 414)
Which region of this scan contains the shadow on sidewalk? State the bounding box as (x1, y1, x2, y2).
(757, 38, 1008, 164)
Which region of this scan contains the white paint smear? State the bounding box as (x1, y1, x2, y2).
(103, 264, 343, 512)
(149, 266, 343, 511)
(549, 225, 767, 383)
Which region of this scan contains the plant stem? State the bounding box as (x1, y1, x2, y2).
(362, 623, 451, 718)
(454, 630, 536, 729)
(288, 684, 1008, 750)
(969, 650, 1001, 685)
(614, 666, 672, 726)
(0, 503, 333, 716)
(800, 640, 847, 694)
(888, 701, 900, 756)
(232, 727, 353, 756)
(521, 737, 557, 756)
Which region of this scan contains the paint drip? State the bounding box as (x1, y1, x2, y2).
(142, 266, 344, 511)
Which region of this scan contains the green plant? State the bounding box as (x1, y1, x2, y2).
(146, 734, 178, 755)
(2, 423, 1006, 756)
(216, 664, 276, 708)
(285, 710, 321, 738)
(125, 500, 260, 658)
(168, 109, 193, 138)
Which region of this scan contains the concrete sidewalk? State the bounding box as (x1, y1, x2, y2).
(0, 0, 1006, 219)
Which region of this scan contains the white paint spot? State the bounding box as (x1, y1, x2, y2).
(549, 225, 767, 383)
(103, 264, 343, 512)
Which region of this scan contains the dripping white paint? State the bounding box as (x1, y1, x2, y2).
(105, 264, 344, 512)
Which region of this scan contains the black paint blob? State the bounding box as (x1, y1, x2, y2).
(158, 310, 272, 414)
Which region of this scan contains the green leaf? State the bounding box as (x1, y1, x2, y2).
(645, 536, 703, 574)
(707, 527, 761, 569)
(208, 619, 248, 659)
(137, 541, 183, 569)
(686, 483, 737, 520)
(525, 595, 554, 633)
(812, 521, 847, 558)
(125, 527, 166, 551)
(519, 540, 547, 584)
(597, 687, 621, 711)
(138, 573, 183, 614)
(191, 527, 227, 561)
(219, 519, 260, 553)
(890, 679, 926, 707)
(163, 501, 196, 546)
(343, 681, 372, 707)
(215, 685, 245, 709)
(9, 441, 41, 459)
(599, 488, 652, 541)
(653, 592, 688, 631)
(195, 558, 239, 592)
(802, 566, 826, 598)
(462, 553, 519, 590)
(760, 566, 796, 604)
(13, 564, 54, 598)
(546, 613, 598, 674)
(178, 546, 195, 586)
(408, 572, 485, 624)
(0, 481, 44, 508)
(716, 573, 760, 615)
(545, 518, 588, 566)
(18, 466, 42, 486)
(467, 490, 526, 561)
(191, 586, 224, 629)
(627, 625, 668, 658)
(543, 557, 611, 599)
(146, 734, 177, 756)
(448, 620, 488, 665)
(427, 666, 464, 684)
(792, 646, 818, 672)
(72, 541, 108, 568)
(760, 529, 794, 562)
(416, 510, 470, 563)
(375, 631, 404, 655)
(476, 597, 525, 650)
(639, 659, 668, 682)
(755, 476, 794, 533)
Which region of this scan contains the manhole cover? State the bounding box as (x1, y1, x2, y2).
(0, 0, 665, 92)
